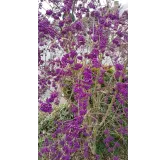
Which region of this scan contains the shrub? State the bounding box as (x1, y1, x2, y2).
(38, 0, 128, 159)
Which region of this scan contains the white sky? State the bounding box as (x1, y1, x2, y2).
(40, 0, 128, 14)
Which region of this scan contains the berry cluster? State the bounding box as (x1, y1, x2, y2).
(38, 0, 128, 159)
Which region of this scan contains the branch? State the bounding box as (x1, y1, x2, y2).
(99, 91, 117, 127)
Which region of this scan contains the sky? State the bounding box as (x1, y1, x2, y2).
(40, 0, 128, 14)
